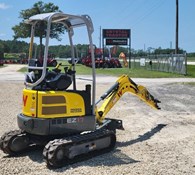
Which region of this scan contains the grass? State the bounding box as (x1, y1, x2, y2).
(18, 67, 27, 72)
(182, 82, 195, 86)
(75, 65, 186, 78)
(187, 57, 195, 61)
(0, 65, 6, 68)
(186, 65, 195, 77)
(18, 61, 195, 78)
(168, 82, 195, 86)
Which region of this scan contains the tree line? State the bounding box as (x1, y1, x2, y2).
(0, 39, 129, 59)
(0, 39, 192, 60)
(0, 39, 89, 59)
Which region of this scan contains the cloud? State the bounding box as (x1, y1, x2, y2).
(0, 3, 10, 10)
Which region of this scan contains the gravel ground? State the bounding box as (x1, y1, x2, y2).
(0, 65, 195, 175)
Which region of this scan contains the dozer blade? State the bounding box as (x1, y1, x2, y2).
(43, 129, 116, 168)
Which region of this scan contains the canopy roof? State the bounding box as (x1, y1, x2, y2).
(26, 12, 89, 28)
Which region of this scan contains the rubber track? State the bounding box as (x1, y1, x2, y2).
(0, 129, 24, 155)
(43, 129, 116, 168)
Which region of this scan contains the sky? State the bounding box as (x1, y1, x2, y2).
(0, 0, 194, 53)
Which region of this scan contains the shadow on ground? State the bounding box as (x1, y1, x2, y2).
(117, 124, 167, 148)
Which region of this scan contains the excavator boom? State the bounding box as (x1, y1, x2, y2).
(96, 75, 160, 123)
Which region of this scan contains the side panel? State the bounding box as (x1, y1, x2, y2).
(20, 89, 94, 135)
(37, 91, 85, 118)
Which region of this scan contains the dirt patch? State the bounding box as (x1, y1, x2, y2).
(0, 77, 195, 175)
(0, 65, 195, 174)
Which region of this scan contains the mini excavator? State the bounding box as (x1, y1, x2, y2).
(0, 12, 160, 168)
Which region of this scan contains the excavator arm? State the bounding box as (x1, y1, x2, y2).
(96, 75, 160, 123)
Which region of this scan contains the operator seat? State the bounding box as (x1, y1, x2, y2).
(26, 59, 73, 91)
(45, 73, 72, 90)
(45, 67, 74, 91)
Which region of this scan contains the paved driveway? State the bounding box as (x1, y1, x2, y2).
(0, 64, 26, 81)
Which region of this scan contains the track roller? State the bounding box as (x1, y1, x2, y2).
(43, 129, 116, 168)
(0, 130, 30, 155)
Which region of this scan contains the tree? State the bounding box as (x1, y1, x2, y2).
(12, 1, 65, 58)
(0, 43, 4, 58)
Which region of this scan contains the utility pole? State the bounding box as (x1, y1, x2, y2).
(99, 26, 101, 49)
(175, 0, 179, 54)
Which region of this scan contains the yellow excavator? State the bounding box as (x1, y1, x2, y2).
(0, 12, 160, 168)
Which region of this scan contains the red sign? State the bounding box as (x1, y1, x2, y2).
(103, 29, 130, 38)
(106, 39, 128, 45)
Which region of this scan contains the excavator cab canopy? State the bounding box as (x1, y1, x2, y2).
(25, 12, 96, 114)
(26, 12, 92, 28)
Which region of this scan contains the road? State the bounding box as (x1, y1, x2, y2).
(0, 64, 195, 85)
(0, 64, 25, 81)
(188, 61, 195, 65)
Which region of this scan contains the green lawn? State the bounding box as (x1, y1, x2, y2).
(187, 56, 195, 61)
(75, 65, 186, 78)
(18, 61, 195, 78)
(0, 65, 5, 68)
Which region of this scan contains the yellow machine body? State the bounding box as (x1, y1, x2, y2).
(22, 89, 85, 119)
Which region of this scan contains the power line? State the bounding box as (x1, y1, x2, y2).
(130, 0, 166, 28)
(122, 0, 149, 21)
(111, 0, 146, 27)
(111, 0, 166, 29)
(110, 2, 132, 27)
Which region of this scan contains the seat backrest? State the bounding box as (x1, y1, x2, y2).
(46, 74, 72, 90)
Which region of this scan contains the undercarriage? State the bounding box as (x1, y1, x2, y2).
(0, 118, 123, 168)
